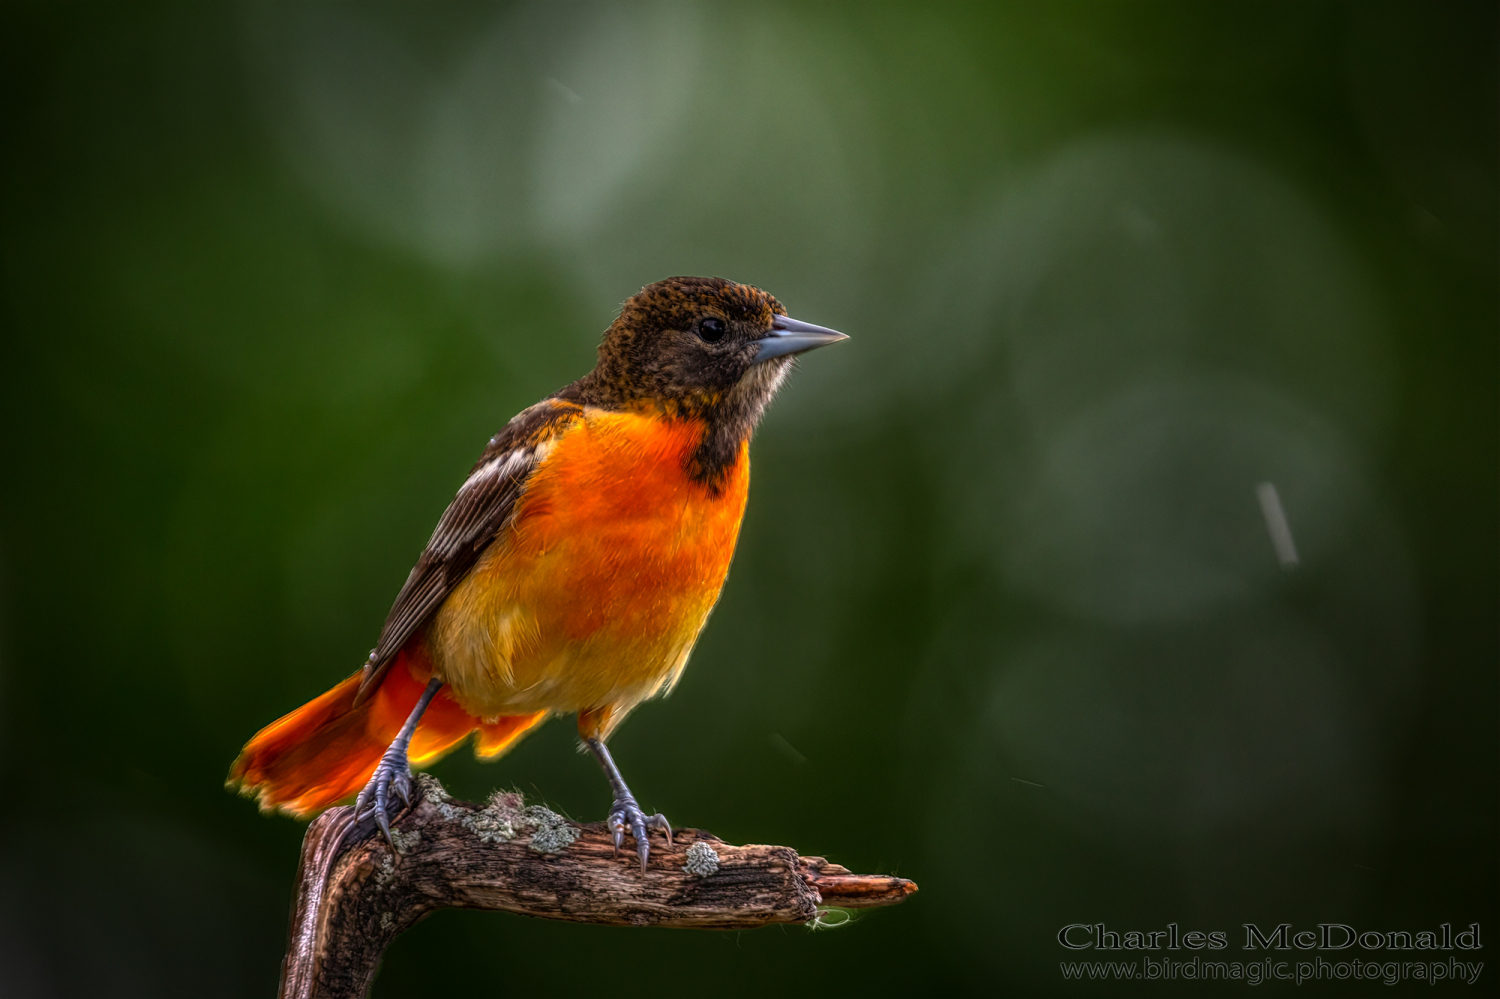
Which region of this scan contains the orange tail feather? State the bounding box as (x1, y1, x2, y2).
(228, 649, 547, 816)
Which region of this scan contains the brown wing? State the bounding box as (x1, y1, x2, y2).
(351, 399, 582, 706)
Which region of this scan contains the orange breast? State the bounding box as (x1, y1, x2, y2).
(427, 408, 750, 720)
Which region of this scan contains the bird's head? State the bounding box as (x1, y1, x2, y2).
(583, 276, 847, 420)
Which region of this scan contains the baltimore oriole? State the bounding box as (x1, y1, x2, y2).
(228, 276, 847, 868)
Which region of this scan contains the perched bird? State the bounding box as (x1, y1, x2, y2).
(228, 276, 847, 868)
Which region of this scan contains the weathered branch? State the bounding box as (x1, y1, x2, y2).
(279, 776, 917, 999)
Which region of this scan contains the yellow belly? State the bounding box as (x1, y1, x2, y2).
(427, 408, 750, 721)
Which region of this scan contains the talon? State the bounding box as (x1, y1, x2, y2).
(356, 745, 415, 849)
(375, 810, 393, 847)
(585, 738, 668, 875)
(346, 677, 441, 851)
(606, 794, 669, 871)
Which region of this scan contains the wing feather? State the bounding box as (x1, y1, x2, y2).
(352, 399, 581, 705)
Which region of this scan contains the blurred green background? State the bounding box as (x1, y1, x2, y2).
(1, 2, 1494, 996)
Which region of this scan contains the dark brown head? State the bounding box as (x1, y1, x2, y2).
(559, 276, 847, 484)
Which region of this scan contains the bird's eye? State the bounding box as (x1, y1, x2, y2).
(699, 317, 726, 343)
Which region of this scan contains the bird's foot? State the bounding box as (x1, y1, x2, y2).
(607, 794, 672, 872)
(354, 745, 413, 847)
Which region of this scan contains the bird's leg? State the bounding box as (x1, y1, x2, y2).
(585, 737, 672, 871)
(355, 677, 443, 847)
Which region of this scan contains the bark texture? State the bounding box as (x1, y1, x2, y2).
(279, 777, 917, 999)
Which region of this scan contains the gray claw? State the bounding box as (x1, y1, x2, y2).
(374, 809, 393, 846)
(607, 795, 671, 871)
(355, 747, 413, 848)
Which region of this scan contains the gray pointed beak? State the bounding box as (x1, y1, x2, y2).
(753, 315, 850, 363)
